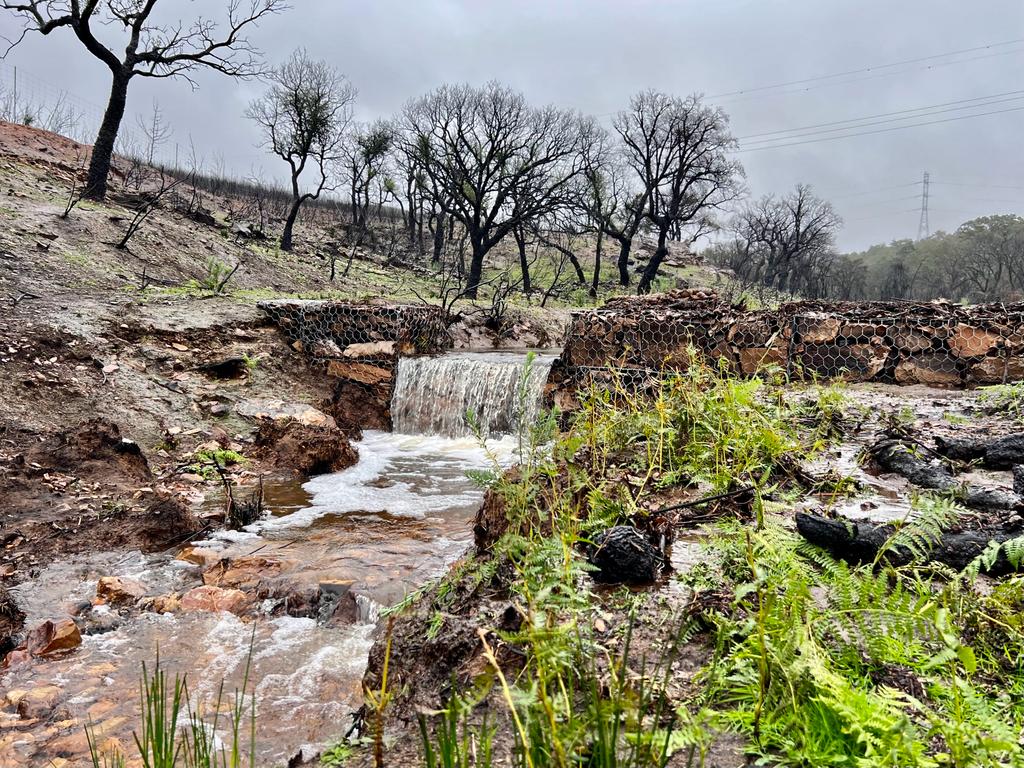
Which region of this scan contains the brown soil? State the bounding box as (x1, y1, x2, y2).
(255, 419, 359, 476)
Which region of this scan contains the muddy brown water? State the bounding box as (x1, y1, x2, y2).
(2, 431, 519, 766)
(1, 382, 1010, 766)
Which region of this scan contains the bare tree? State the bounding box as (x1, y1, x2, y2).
(728, 184, 841, 296)
(136, 99, 171, 166)
(2, 0, 285, 200)
(620, 92, 742, 294)
(116, 170, 186, 250)
(404, 82, 593, 299)
(344, 120, 393, 233)
(247, 49, 355, 251)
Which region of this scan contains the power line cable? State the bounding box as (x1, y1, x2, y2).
(708, 38, 1024, 98)
(735, 104, 1024, 152)
(738, 89, 1024, 140)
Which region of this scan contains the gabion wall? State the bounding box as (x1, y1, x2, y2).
(258, 299, 452, 431)
(549, 291, 1024, 403)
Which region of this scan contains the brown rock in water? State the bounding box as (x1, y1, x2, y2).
(25, 619, 81, 656)
(16, 684, 62, 720)
(180, 586, 251, 614)
(176, 546, 223, 567)
(1, 585, 25, 655)
(96, 576, 145, 605)
(255, 419, 358, 476)
(202, 555, 289, 591)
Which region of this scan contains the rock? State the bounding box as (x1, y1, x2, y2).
(796, 315, 842, 344)
(208, 402, 231, 417)
(180, 586, 251, 614)
(196, 357, 250, 379)
(236, 399, 337, 429)
(142, 594, 181, 614)
(326, 360, 393, 386)
(255, 419, 358, 476)
(16, 685, 62, 720)
(968, 355, 1024, 385)
(176, 546, 223, 567)
(203, 555, 288, 591)
(343, 340, 396, 358)
(587, 526, 663, 584)
(0, 585, 25, 655)
(95, 576, 145, 605)
(894, 354, 960, 386)
(736, 345, 786, 375)
(25, 619, 81, 656)
(1015, 465, 1024, 497)
(949, 324, 1001, 358)
(800, 342, 889, 381)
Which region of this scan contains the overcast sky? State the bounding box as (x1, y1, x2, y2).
(2, 0, 1023, 251)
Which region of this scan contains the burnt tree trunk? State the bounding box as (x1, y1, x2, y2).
(590, 229, 603, 299)
(84, 71, 131, 200)
(615, 236, 633, 286)
(638, 228, 669, 295)
(465, 236, 486, 299)
(431, 212, 445, 266)
(280, 195, 304, 252)
(514, 227, 531, 294)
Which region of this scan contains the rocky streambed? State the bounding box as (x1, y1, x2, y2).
(0, 428, 520, 766)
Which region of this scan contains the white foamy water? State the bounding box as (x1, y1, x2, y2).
(260, 430, 516, 530)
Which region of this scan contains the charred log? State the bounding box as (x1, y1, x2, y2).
(796, 512, 1021, 574)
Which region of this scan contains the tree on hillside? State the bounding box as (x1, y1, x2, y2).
(1, 0, 284, 200)
(247, 49, 355, 251)
(623, 92, 743, 294)
(727, 184, 840, 296)
(404, 82, 593, 299)
(344, 120, 394, 234)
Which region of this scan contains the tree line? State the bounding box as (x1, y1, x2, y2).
(6, 2, 1018, 304)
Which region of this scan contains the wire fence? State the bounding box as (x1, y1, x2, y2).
(552, 291, 1024, 391)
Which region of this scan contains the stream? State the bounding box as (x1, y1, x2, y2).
(1, 352, 554, 766)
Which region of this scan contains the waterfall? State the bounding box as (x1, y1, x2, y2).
(391, 351, 555, 437)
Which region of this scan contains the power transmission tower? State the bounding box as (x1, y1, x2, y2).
(917, 171, 930, 240)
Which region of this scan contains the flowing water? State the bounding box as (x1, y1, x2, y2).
(1, 351, 548, 767)
(391, 350, 556, 437)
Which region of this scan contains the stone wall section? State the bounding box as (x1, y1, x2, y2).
(258, 300, 451, 430)
(549, 291, 1024, 407)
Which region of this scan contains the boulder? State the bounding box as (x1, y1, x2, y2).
(796, 314, 842, 344)
(180, 586, 251, 614)
(736, 345, 787, 375)
(255, 419, 358, 476)
(236, 399, 337, 429)
(948, 324, 1002, 358)
(96, 576, 145, 605)
(894, 354, 960, 386)
(202, 555, 289, 591)
(800, 342, 889, 382)
(16, 685, 62, 720)
(968, 355, 1024, 385)
(25, 619, 81, 656)
(587, 526, 663, 584)
(175, 546, 223, 567)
